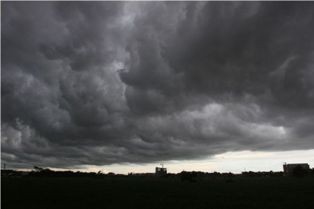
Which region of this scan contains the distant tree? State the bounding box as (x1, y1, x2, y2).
(107, 172, 115, 176)
(33, 166, 44, 172)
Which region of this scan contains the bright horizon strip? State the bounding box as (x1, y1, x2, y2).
(45, 149, 314, 174)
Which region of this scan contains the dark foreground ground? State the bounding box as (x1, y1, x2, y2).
(2, 175, 314, 209)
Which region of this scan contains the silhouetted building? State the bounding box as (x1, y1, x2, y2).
(155, 166, 167, 176)
(283, 163, 310, 176)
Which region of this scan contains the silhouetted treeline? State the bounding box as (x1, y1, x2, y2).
(1, 166, 123, 178)
(241, 171, 283, 177)
(2, 167, 314, 179)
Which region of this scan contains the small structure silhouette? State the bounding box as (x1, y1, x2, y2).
(283, 163, 310, 176)
(155, 164, 167, 176)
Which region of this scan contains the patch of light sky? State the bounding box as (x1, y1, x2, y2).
(61, 149, 314, 174)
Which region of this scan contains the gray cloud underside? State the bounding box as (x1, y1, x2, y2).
(2, 2, 314, 168)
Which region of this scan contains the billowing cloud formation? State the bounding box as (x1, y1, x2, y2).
(2, 2, 314, 168)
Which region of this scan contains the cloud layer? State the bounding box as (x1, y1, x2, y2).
(2, 2, 314, 168)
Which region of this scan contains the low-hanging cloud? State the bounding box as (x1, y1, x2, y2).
(2, 2, 314, 169)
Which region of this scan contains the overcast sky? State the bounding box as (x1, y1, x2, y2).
(2, 2, 314, 172)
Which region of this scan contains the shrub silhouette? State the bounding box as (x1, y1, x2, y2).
(180, 171, 197, 182)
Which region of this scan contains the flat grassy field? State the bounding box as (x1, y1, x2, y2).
(2, 176, 314, 209)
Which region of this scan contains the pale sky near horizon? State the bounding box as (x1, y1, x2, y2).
(49, 149, 314, 174)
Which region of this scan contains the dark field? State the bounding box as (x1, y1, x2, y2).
(2, 176, 314, 209)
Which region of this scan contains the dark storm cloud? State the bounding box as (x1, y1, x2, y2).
(2, 2, 314, 169)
